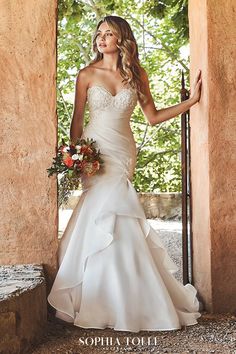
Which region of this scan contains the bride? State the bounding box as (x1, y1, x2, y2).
(47, 15, 202, 333)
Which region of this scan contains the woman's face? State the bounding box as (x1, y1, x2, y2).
(96, 21, 119, 55)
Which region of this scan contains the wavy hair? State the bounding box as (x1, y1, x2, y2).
(89, 15, 145, 100)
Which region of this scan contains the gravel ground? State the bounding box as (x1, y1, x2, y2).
(31, 220, 236, 354)
(30, 312, 236, 354)
(148, 219, 183, 283)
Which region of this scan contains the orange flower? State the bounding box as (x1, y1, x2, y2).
(81, 145, 93, 155)
(87, 147, 93, 155)
(63, 154, 74, 168)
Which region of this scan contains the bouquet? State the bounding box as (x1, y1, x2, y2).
(47, 137, 104, 206)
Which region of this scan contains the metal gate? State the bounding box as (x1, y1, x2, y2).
(180, 70, 194, 285)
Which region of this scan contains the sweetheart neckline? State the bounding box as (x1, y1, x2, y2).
(87, 85, 135, 98)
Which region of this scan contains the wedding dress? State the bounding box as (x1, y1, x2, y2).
(47, 85, 201, 333)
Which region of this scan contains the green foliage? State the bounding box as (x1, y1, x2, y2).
(57, 0, 190, 192)
(143, 0, 189, 42)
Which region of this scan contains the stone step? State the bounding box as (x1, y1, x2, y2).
(0, 264, 47, 354)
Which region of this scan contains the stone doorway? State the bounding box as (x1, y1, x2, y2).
(0, 0, 235, 325)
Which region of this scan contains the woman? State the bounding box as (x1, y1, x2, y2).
(48, 15, 202, 333)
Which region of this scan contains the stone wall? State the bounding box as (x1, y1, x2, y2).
(0, 1, 58, 292)
(189, 0, 236, 312)
(138, 192, 182, 220)
(62, 191, 182, 220)
(0, 264, 47, 353)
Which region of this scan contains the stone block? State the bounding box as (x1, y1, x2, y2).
(0, 264, 47, 354)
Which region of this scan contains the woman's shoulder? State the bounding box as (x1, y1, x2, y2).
(76, 62, 101, 77)
(76, 63, 103, 87)
(76, 65, 92, 79)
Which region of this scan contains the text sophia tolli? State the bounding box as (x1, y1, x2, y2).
(78, 336, 159, 346)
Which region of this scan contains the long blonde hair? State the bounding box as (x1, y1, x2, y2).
(90, 15, 145, 100)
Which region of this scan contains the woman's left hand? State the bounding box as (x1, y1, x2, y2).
(189, 69, 202, 105)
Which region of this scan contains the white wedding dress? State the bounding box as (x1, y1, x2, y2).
(47, 85, 201, 333)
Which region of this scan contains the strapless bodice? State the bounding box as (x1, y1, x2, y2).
(80, 84, 139, 188)
(87, 85, 138, 121)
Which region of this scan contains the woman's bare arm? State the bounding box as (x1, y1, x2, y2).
(69, 69, 89, 144)
(138, 68, 202, 126)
